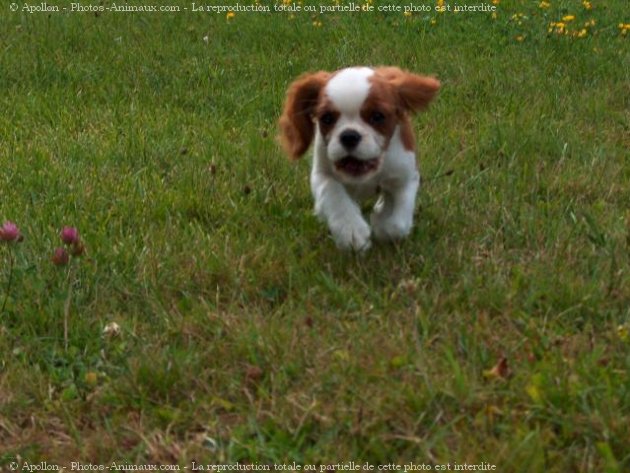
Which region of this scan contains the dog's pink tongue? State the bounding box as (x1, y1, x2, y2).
(337, 157, 369, 176)
(344, 159, 364, 175)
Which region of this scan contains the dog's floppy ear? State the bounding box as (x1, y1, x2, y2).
(377, 67, 440, 113)
(279, 71, 330, 160)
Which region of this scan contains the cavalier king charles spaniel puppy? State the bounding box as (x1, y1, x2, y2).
(279, 66, 440, 251)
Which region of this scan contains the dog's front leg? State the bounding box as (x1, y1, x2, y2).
(311, 172, 371, 251)
(371, 172, 420, 242)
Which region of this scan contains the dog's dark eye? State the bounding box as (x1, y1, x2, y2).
(320, 112, 336, 126)
(370, 111, 386, 125)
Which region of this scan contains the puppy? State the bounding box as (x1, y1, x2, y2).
(279, 66, 440, 250)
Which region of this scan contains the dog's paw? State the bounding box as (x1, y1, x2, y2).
(371, 213, 412, 242)
(330, 216, 372, 251)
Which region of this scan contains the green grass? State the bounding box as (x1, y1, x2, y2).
(1, 0, 629, 469)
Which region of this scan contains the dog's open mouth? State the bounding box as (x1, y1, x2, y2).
(334, 156, 380, 177)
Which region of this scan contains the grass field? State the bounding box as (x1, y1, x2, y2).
(1, 0, 629, 469)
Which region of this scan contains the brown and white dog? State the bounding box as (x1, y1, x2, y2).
(279, 66, 440, 250)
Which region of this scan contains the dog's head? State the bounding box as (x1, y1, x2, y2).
(279, 66, 440, 181)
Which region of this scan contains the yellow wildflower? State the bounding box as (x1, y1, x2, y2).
(515, 35, 524, 42)
(84, 372, 98, 386)
(548, 21, 567, 34)
(582, 1, 592, 10)
(226, 11, 235, 20)
(618, 324, 629, 342)
(526, 374, 544, 404)
(562, 15, 575, 22)
(313, 20, 323, 27)
(510, 13, 527, 26)
(404, 10, 412, 17)
(539, 1, 550, 9)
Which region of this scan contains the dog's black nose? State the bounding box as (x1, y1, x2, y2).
(340, 129, 362, 150)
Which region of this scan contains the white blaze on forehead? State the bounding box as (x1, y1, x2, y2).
(325, 67, 374, 113)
